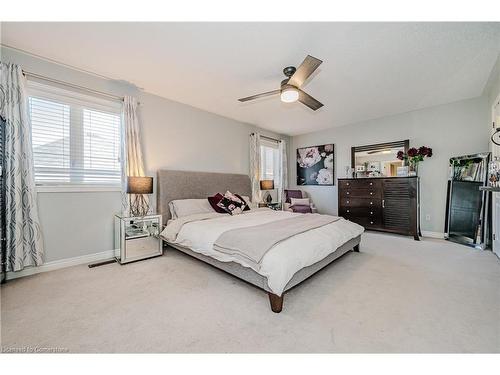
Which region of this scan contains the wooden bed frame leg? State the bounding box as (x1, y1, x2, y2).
(353, 244, 360, 252)
(268, 293, 284, 313)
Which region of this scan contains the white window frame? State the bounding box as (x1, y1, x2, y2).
(28, 81, 123, 193)
(260, 138, 280, 184)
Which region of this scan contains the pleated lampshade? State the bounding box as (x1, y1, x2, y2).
(260, 180, 274, 190)
(127, 176, 153, 194)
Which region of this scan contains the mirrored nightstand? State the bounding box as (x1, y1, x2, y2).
(114, 213, 162, 264)
(258, 202, 282, 210)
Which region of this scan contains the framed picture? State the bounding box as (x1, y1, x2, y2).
(296, 144, 334, 185)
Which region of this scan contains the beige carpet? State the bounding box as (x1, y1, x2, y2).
(1, 232, 499, 353)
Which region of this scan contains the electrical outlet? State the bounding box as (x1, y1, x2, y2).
(425, 214, 431, 221)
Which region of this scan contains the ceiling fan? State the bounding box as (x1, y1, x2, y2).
(238, 55, 324, 111)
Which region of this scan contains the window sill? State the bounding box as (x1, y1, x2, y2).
(36, 185, 122, 193)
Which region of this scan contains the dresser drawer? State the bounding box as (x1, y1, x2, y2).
(341, 188, 382, 198)
(339, 206, 381, 217)
(339, 179, 381, 189)
(339, 179, 366, 189)
(339, 197, 381, 208)
(345, 216, 382, 228)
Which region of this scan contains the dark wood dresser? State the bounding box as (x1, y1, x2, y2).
(338, 177, 420, 240)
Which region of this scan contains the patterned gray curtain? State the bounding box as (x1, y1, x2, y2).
(121, 96, 145, 214)
(0, 62, 44, 271)
(278, 139, 288, 206)
(249, 133, 262, 203)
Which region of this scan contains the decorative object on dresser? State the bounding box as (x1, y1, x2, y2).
(338, 177, 420, 240)
(352, 140, 409, 178)
(297, 144, 334, 185)
(260, 179, 275, 203)
(127, 176, 154, 216)
(114, 213, 162, 264)
(284, 189, 317, 213)
(396, 146, 433, 176)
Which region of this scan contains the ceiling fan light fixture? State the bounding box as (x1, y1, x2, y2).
(237, 55, 323, 110)
(280, 86, 299, 103)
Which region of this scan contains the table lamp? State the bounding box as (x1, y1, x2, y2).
(260, 179, 274, 204)
(127, 176, 153, 217)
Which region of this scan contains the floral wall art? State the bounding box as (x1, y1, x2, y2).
(296, 144, 335, 185)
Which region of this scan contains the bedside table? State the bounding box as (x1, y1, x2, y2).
(258, 202, 282, 210)
(114, 213, 162, 264)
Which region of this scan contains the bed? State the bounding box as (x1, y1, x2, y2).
(157, 170, 364, 313)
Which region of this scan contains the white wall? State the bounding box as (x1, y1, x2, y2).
(139, 92, 272, 176)
(485, 54, 500, 109)
(1, 46, 284, 263)
(289, 96, 490, 234)
(138, 91, 284, 211)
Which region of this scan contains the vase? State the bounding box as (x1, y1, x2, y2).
(408, 160, 418, 176)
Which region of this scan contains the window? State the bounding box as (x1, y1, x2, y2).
(28, 82, 122, 188)
(260, 139, 280, 183)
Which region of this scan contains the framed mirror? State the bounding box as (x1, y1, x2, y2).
(351, 140, 409, 178)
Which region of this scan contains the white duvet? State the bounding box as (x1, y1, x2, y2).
(160, 208, 364, 295)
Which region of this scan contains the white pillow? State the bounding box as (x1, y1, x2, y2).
(168, 201, 178, 219)
(290, 197, 310, 206)
(169, 199, 214, 219)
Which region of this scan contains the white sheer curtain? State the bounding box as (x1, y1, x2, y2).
(249, 133, 262, 203)
(1, 62, 44, 271)
(121, 96, 145, 213)
(278, 139, 288, 205)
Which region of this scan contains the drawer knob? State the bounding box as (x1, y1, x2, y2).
(347, 200, 350, 204)
(347, 209, 350, 213)
(370, 221, 374, 224)
(369, 182, 373, 186)
(347, 192, 350, 195)
(370, 201, 373, 205)
(347, 183, 350, 186)
(370, 192, 373, 195)
(370, 211, 373, 214)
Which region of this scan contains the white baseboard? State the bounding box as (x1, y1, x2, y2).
(421, 231, 445, 239)
(5, 249, 118, 281)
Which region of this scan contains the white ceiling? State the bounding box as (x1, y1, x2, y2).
(2, 22, 500, 135)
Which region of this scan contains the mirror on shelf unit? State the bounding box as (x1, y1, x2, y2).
(351, 140, 409, 178)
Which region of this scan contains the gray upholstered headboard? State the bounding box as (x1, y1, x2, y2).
(157, 170, 252, 224)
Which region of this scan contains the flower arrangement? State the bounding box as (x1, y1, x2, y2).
(397, 146, 433, 175)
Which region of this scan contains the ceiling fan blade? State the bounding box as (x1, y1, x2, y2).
(288, 55, 323, 88)
(298, 90, 323, 111)
(238, 89, 280, 102)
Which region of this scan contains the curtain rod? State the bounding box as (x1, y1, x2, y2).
(23, 70, 141, 105)
(251, 133, 281, 143)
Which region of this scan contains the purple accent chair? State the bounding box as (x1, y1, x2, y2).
(284, 189, 317, 214)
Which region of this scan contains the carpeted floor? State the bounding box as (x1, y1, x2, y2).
(1, 232, 499, 353)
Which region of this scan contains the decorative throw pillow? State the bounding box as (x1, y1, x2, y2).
(217, 191, 247, 215)
(240, 195, 258, 210)
(290, 197, 310, 207)
(235, 194, 251, 211)
(207, 193, 228, 213)
(285, 189, 303, 203)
